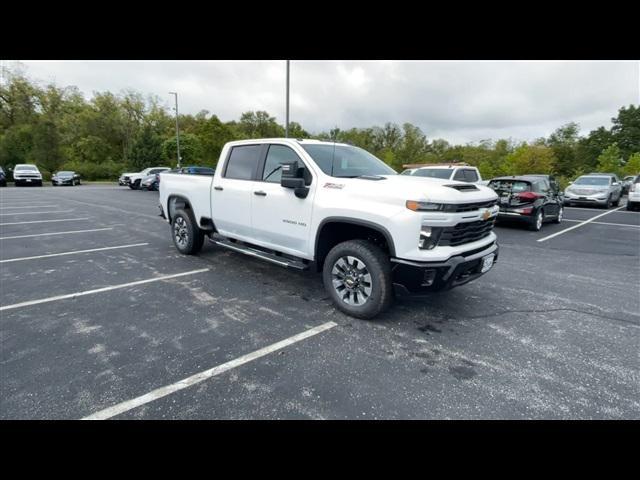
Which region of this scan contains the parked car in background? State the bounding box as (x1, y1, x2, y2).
(121, 167, 171, 189)
(622, 176, 635, 195)
(0, 167, 6, 187)
(488, 175, 563, 231)
(176, 166, 216, 175)
(627, 174, 640, 211)
(140, 173, 160, 191)
(52, 171, 81, 186)
(13, 164, 43, 186)
(564, 174, 622, 208)
(401, 163, 483, 184)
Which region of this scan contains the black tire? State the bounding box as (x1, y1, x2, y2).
(322, 239, 393, 320)
(613, 194, 620, 207)
(529, 209, 544, 231)
(553, 206, 563, 224)
(628, 202, 637, 211)
(604, 195, 613, 209)
(130, 179, 140, 190)
(171, 209, 204, 255)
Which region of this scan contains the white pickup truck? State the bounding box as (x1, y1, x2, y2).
(159, 139, 500, 319)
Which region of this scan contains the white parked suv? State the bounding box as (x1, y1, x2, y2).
(120, 167, 170, 189)
(159, 139, 500, 319)
(627, 174, 640, 211)
(401, 164, 483, 184)
(13, 164, 43, 186)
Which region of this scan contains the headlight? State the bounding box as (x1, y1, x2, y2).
(418, 225, 443, 250)
(406, 201, 444, 211)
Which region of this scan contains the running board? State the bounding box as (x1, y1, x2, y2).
(210, 238, 308, 270)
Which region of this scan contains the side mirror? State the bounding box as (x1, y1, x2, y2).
(280, 161, 309, 198)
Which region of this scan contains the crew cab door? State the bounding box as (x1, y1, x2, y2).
(250, 143, 316, 258)
(212, 144, 262, 239)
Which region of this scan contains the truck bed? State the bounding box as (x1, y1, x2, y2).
(159, 172, 214, 223)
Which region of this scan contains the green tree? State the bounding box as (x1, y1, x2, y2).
(622, 152, 640, 177)
(130, 125, 164, 170)
(547, 122, 580, 176)
(238, 111, 284, 138)
(596, 143, 623, 175)
(611, 105, 640, 161)
(162, 133, 203, 166)
(504, 144, 555, 175)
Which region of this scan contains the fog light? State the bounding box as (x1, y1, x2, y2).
(419, 225, 443, 250)
(421, 269, 437, 286)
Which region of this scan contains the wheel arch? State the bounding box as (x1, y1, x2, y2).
(314, 217, 396, 272)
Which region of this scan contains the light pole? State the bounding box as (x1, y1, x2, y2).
(169, 91, 181, 168)
(285, 60, 290, 138)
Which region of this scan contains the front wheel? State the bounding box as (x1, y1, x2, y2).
(613, 195, 620, 207)
(322, 239, 393, 320)
(171, 210, 204, 255)
(553, 206, 563, 224)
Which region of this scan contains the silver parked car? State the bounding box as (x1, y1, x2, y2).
(564, 174, 622, 208)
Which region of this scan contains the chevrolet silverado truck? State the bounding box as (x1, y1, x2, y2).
(159, 139, 500, 319)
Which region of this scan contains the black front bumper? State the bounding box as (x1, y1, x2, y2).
(391, 242, 499, 295)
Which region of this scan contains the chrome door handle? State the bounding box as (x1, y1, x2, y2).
(214, 186, 223, 191)
(254, 191, 267, 196)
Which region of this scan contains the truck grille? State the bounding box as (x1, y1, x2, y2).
(443, 199, 498, 213)
(439, 219, 495, 246)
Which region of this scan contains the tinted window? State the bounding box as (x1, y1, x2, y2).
(262, 145, 301, 183)
(414, 168, 452, 179)
(453, 170, 466, 181)
(301, 144, 396, 177)
(489, 180, 531, 192)
(464, 169, 479, 182)
(574, 176, 610, 186)
(224, 145, 262, 180)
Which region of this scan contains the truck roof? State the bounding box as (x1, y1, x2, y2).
(224, 138, 353, 148)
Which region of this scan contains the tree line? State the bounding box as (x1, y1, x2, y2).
(1, 67, 638, 188)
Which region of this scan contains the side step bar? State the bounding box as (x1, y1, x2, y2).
(210, 237, 308, 270)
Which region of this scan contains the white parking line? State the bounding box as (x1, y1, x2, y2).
(0, 242, 149, 263)
(0, 210, 74, 216)
(563, 219, 640, 228)
(0, 218, 89, 226)
(82, 321, 338, 420)
(0, 227, 114, 240)
(0, 268, 210, 312)
(0, 205, 58, 209)
(537, 207, 624, 242)
(566, 206, 636, 213)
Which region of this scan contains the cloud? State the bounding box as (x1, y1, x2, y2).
(13, 60, 640, 144)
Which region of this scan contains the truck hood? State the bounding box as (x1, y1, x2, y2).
(340, 175, 498, 204)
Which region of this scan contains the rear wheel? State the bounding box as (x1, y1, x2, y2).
(322, 239, 393, 319)
(613, 194, 620, 207)
(171, 209, 204, 255)
(605, 195, 613, 209)
(529, 209, 544, 231)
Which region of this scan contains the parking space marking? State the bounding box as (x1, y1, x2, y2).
(0, 227, 114, 241)
(563, 219, 640, 228)
(537, 207, 625, 243)
(82, 321, 338, 420)
(0, 210, 75, 216)
(0, 242, 149, 263)
(566, 206, 636, 213)
(0, 218, 90, 226)
(0, 205, 58, 209)
(0, 268, 209, 312)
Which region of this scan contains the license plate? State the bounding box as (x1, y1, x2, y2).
(480, 254, 494, 273)
(26, 179, 32, 182)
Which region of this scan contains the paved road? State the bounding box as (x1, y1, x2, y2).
(1, 185, 639, 419)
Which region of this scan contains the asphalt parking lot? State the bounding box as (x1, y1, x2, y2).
(1, 185, 639, 419)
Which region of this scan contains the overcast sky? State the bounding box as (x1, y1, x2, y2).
(10, 60, 640, 145)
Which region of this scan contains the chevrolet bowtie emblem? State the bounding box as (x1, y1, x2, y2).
(482, 209, 491, 221)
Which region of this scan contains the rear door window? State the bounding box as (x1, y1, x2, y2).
(224, 145, 262, 180)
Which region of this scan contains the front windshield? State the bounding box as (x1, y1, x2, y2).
(574, 176, 610, 186)
(57, 171, 73, 175)
(413, 168, 452, 179)
(16, 165, 38, 171)
(301, 144, 396, 178)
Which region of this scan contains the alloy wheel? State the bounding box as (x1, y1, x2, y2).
(331, 256, 373, 306)
(173, 216, 189, 247)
